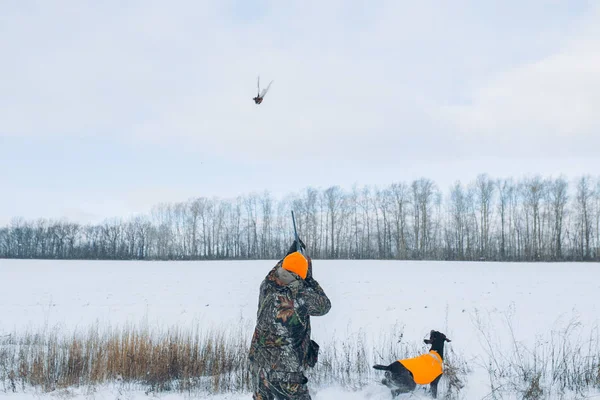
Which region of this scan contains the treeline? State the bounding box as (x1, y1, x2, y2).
(1, 174, 599, 261)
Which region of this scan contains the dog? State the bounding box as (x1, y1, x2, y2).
(373, 330, 451, 398)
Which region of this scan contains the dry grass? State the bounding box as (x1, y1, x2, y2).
(0, 323, 250, 395)
(474, 311, 600, 400)
(2, 317, 598, 399)
(309, 323, 469, 399)
(0, 322, 471, 397)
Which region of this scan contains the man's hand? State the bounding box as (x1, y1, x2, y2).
(305, 255, 313, 280)
(286, 238, 306, 255)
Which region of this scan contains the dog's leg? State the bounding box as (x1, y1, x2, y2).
(430, 375, 441, 399)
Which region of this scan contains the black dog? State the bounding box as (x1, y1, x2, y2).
(373, 330, 451, 398)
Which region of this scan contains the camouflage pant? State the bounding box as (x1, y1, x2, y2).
(251, 365, 311, 400)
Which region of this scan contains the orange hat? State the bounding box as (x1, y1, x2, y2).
(282, 251, 308, 279)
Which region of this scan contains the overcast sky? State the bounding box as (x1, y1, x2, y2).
(1, 0, 599, 225)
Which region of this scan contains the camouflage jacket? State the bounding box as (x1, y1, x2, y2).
(248, 257, 331, 376)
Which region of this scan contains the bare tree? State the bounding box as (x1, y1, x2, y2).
(348, 185, 361, 258)
(230, 198, 243, 258)
(522, 177, 545, 260)
(2, 174, 598, 262)
(548, 177, 568, 260)
(449, 181, 468, 260)
(575, 176, 594, 260)
(359, 186, 374, 259)
(373, 188, 394, 258)
(496, 179, 512, 260)
(390, 182, 410, 259)
(304, 187, 320, 254)
(595, 178, 600, 259)
(213, 199, 227, 258)
(101, 219, 122, 259)
(411, 178, 437, 258)
(475, 174, 495, 260)
(323, 186, 345, 258)
(258, 191, 273, 258)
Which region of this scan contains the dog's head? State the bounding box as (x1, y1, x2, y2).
(424, 330, 451, 345)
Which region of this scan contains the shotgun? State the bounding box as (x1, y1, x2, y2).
(291, 210, 304, 255)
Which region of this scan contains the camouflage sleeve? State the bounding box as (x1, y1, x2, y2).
(300, 277, 331, 316)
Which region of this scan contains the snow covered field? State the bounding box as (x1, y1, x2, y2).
(1, 259, 600, 399)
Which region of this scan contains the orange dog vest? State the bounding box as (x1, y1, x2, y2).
(398, 351, 443, 385)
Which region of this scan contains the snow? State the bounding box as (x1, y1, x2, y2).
(1, 259, 600, 399)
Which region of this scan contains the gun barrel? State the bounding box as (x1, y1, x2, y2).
(291, 210, 303, 254)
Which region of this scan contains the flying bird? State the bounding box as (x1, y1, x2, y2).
(253, 76, 273, 105)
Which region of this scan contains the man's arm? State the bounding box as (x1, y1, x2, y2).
(300, 277, 331, 316)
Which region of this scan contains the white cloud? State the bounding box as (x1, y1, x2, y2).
(1, 1, 599, 222)
(0, 1, 498, 162)
(440, 5, 600, 158)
